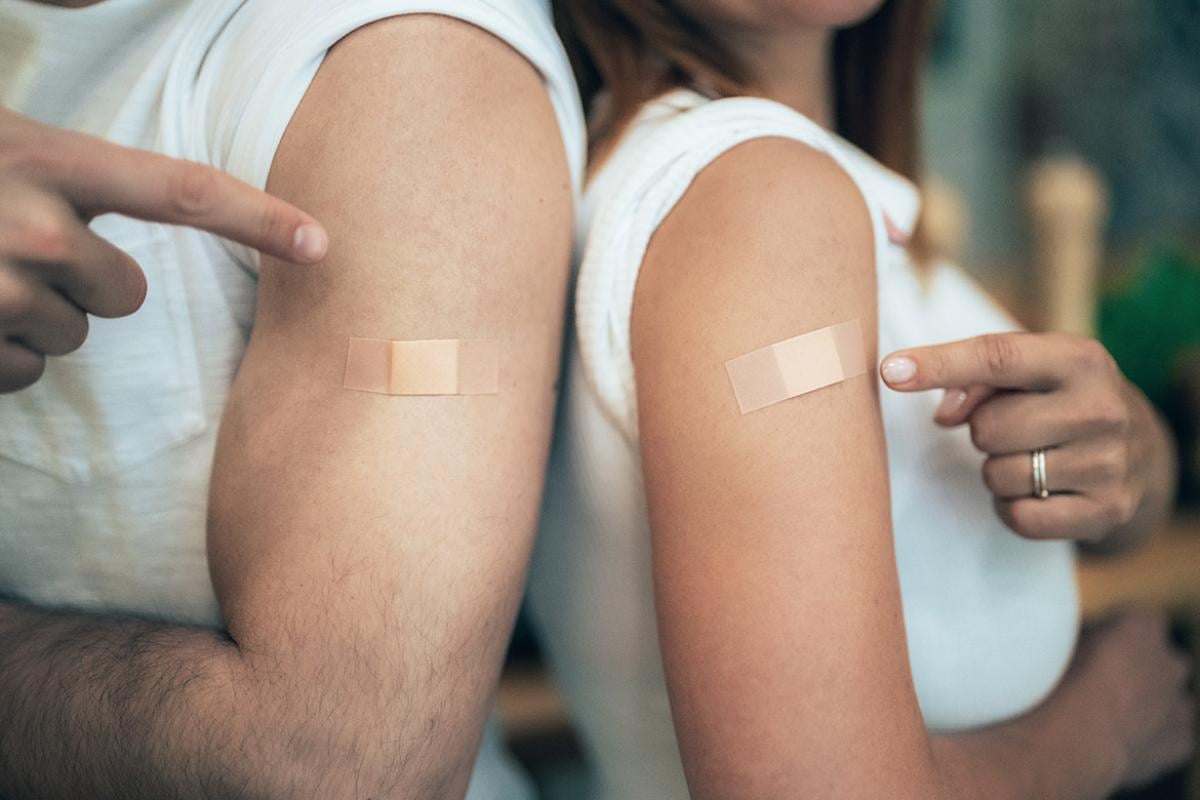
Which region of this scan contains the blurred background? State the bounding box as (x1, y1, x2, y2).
(498, 2, 1200, 798)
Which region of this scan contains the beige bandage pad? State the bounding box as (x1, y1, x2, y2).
(724, 319, 866, 414)
(343, 338, 498, 395)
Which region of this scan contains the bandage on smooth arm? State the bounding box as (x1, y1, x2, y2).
(344, 338, 498, 395)
(724, 319, 866, 414)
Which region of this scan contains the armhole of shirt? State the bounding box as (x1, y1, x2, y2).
(575, 96, 888, 440)
(203, 0, 585, 273)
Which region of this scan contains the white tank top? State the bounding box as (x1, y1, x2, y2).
(528, 89, 1079, 800)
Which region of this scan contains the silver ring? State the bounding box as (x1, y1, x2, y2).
(1031, 448, 1049, 499)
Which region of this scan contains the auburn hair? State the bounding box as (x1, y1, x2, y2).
(553, 0, 937, 183)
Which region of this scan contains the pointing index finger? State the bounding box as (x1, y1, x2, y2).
(49, 130, 328, 264)
(880, 333, 1066, 393)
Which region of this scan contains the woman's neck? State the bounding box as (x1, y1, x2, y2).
(719, 26, 835, 129)
(591, 25, 836, 179)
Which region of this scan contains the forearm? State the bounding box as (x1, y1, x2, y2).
(932, 675, 1123, 800)
(0, 598, 462, 800)
(0, 598, 255, 799)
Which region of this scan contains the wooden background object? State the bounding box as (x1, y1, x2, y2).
(1030, 155, 1199, 798)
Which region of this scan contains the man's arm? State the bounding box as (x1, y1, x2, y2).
(0, 15, 571, 799)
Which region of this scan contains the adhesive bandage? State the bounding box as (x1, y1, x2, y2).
(724, 319, 866, 414)
(343, 338, 498, 395)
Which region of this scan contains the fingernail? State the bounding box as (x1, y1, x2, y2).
(936, 389, 968, 418)
(881, 356, 917, 385)
(293, 223, 328, 262)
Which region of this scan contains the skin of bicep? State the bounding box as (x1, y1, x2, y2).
(204, 16, 572, 795)
(632, 139, 936, 799)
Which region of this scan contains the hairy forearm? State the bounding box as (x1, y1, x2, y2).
(0, 598, 259, 799)
(0, 598, 462, 800)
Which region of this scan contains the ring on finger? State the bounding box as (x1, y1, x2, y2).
(1031, 447, 1050, 499)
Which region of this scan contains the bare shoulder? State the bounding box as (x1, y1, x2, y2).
(255, 11, 573, 338)
(320, 13, 557, 120)
(633, 135, 878, 409)
(661, 134, 873, 250)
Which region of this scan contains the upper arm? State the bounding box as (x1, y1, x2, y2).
(632, 138, 934, 798)
(205, 16, 571, 795)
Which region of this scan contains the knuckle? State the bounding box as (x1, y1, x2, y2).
(1095, 444, 1128, 482)
(981, 458, 1003, 492)
(84, 251, 145, 318)
(1113, 440, 1132, 480)
(0, 138, 66, 181)
(1012, 522, 1042, 541)
(927, 349, 952, 384)
(1085, 396, 1129, 432)
(257, 201, 289, 249)
(1074, 337, 1114, 371)
(20, 211, 74, 262)
(1104, 491, 1138, 527)
(1008, 503, 1043, 540)
(978, 334, 1021, 379)
(5, 192, 76, 262)
(61, 312, 89, 354)
(0, 276, 36, 322)
(169, 162, 217, 219)
(970, 414, 997, 451)
(1105, 497, 1131, 527)
(22, 353, 45, 385)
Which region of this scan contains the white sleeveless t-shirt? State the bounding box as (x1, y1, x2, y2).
(528, 89, 1079, 800)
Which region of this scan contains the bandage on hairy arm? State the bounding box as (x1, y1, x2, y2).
(343, 337, 499, 395)
(0, 16, 571, 800)
(630, 137, 1121, 800)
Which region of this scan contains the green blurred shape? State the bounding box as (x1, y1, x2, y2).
(1099, 247, 1200, 410)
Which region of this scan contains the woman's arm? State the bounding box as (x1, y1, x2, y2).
(634, 138, 923, 797)
(938, 608, 1192, 797)
(630, 138, 1185, 799)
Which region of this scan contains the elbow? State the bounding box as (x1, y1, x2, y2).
(218, 625, 484, 799)
(238, 706, 474, 800)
